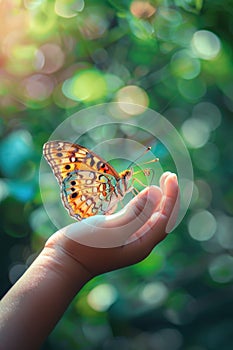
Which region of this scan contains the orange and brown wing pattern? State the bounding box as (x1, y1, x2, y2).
(61, 170, 118, 220)
(43, 140, 122, 221)
(43, 140, 120, 185)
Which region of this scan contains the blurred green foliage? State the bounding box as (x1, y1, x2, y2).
(1, 0, 233, 349)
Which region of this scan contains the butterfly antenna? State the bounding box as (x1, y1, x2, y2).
(131, 147, 159, 185)
(127, 146, 157, 169)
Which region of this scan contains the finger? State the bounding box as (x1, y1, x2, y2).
(104, 185, 163, 228)
(145, 172, 179, 240)
(126, 172, 178, 243)
(160, 173, 179, 218)
(160, 171, 172, 192)
(162, 173, 180, 232)
(123, 173, 179, 260)
(63, 186, 163, 248)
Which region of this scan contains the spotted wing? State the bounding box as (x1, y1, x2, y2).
(61, 170, 120, 221)
(43, 140, 121, 185)
(43, 140, 122, 221)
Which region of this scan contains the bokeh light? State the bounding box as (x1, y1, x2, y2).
(191, 30, 221, 60)
(87, 284, 118, 312)
(8, 263, 27, 284)
(194, 179, 212, 208)
(130, 1, 156, 19)
(116, 85, 149, 115)
(155, 7, 183, 41)
(0, 129, 33, 177)
(188, 210, 217, 241)
(170, 49, 201, 80)
(77, 6, 110, 40)
(209, 254, 233, 284)
(181, 118, 210, 148)
(22, 74, 54, 102)
(140, 281, 168, 307)
(192, 102, 222, 130)
(37, 43, 65, 74)
(0, 179, 9, 202)
(177, 77, 206, 101)
(29, 206, 55, 239)
(216, 214, 233, 250)
(55, 0, 85, 18)
(62, 69, 107, 102)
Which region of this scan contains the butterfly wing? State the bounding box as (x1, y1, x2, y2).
(43, 140, 121, 185)
(43, 141, 122, 221)
(61, 170, 119, 220)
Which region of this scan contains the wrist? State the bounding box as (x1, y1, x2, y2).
(43, 237, 92, 294)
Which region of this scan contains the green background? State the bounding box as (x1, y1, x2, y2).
(1, 0, 233, 349)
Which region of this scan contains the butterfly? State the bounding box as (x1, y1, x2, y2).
(43, 141, 135, 221)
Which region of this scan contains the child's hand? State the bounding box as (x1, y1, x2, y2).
(45, 171, 179, 277)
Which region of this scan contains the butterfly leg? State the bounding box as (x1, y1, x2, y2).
(132, 168, 155, 189)
(132, 177, 147, 189)
(132, 187, 140, 196)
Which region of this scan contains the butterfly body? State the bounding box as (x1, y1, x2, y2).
(43, 141, 133, 221)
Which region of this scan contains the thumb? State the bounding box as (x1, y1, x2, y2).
(62, 186, 162, 248)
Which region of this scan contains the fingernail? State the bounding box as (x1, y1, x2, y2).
(169, 173, 177, 180)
